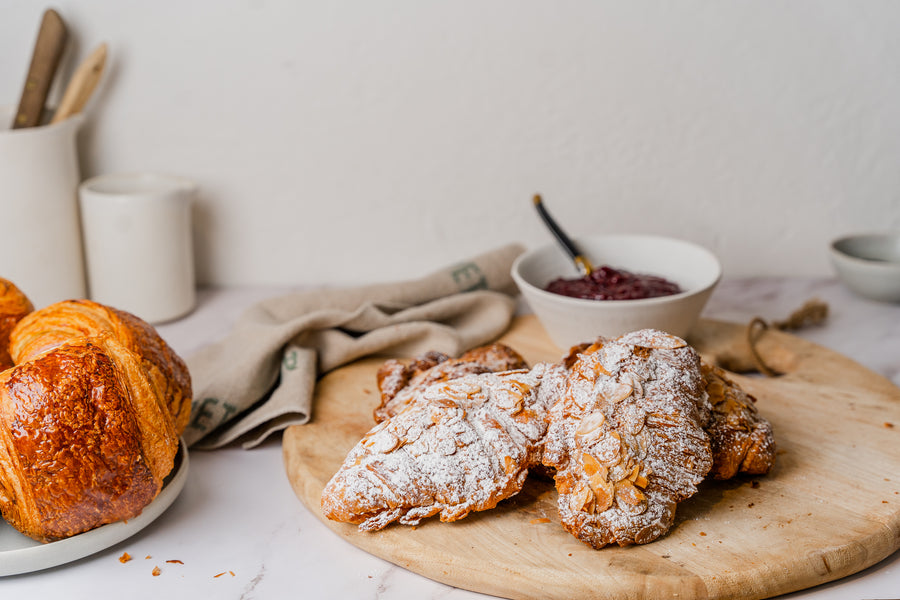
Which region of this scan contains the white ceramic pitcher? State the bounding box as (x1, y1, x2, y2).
(0, 105, 87, 307)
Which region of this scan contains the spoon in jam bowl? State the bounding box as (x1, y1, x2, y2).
(532, 194, 594, 276)
(530, 194, 682, 302)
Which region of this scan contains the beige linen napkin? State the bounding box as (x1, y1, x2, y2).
(184, 243, 525, 449)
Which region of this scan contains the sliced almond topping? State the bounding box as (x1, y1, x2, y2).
(581, 453, 608, 479)
(625, 373, 645, 400)
(609, 461, 633, 483)
(614, 479, 646, 506)
(589, 477, 614, 513)
(429, 395, 460, 409)
(592, 434, 623, 467)
(570, 481, 594, 512)
(495, 392, 525, 414)
(556, 473, 576, 494)
(364, 430, 400, 453)
(444, 382, 481, 401)
(625, 464, 650, 488)
(504, 379, 532, 397)
(575, 411, 606, 437)
(627, 464, 641, 482)
(437, 437, 457, 456)
(592, 361, 611, 378)
(568, 382, 590, 409)
(584, 341, 604, 355)
(643, 333, 688, 349)
(604, 381, 634, 404)
(573, 351, 611, 382)
(633, 472, 650, 489)
(621, 404, 646, 435)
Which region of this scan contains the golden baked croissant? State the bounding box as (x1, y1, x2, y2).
(0, 278, 34, 371)
(700, 362, 776, 479)
(0, 295, 190, 542)
(9, 300, 192, 435)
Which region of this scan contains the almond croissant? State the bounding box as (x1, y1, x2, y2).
(0, 284, 190, 542)
(322, 366, 556, 531)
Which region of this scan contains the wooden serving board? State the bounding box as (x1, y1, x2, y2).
(283, 316, 900, 600)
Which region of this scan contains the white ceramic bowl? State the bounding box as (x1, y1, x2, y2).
(511, 234, 722, 350)
(829, 232, 900, 303)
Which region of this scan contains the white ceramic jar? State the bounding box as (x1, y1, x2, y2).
(78, 172, 197, 323)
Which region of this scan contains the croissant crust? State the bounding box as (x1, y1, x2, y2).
(0, 278, 33, 371)
(0, 284, 190, 542)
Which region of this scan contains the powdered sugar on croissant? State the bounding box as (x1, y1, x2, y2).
(542, 329, 713, 548)
(322, 366, 554, 531)
(374, 343, 528, 423)
(323, 330, 776, 548)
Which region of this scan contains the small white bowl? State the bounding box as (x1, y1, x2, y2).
(829, 232, 900, 303)
(511, 234, 722, 350)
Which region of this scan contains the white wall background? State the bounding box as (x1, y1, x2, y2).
(2, 1, 898, 286)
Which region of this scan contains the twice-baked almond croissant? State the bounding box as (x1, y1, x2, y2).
(542, 329, 713, 548)
(0, 295, 190, 542)
(324, 329, 778, 548)
(322, 366, 554, 531)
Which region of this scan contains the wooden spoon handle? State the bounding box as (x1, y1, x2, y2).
(11, 9, 67, 129)
(51, 43, 108, 124)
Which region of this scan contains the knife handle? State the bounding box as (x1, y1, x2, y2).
(12, 9, 67, 129)
(51, 43, 108, 124)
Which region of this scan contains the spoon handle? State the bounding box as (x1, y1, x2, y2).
(532, 194, 593, 276)
(51, 43, 108, 124)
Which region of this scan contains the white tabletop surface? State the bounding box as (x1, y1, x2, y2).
(2, 277, 899, 599)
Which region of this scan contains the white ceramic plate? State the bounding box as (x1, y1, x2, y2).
(0, 438, 189, 576)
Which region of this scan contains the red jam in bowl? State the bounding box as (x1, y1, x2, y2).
(544, 265, 682, 301)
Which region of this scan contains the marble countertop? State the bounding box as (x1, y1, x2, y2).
(3, 277, 899, 599)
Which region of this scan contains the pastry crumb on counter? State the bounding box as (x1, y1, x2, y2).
(118, 552, 132, 563)
(151, 566, 161, 576)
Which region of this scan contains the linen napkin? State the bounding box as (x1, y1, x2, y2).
(184, 243, 525, 449)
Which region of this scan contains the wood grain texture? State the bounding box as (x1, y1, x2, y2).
(283, 316, 900, 600)
(50, 43, 107, 124)
(11, 9, 67, 129)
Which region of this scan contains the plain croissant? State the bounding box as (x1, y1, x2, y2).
(0, 278, 33, 371)
(0, 278, 191, 542)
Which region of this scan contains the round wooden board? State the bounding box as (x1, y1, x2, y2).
(283, 315, 900, 600)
